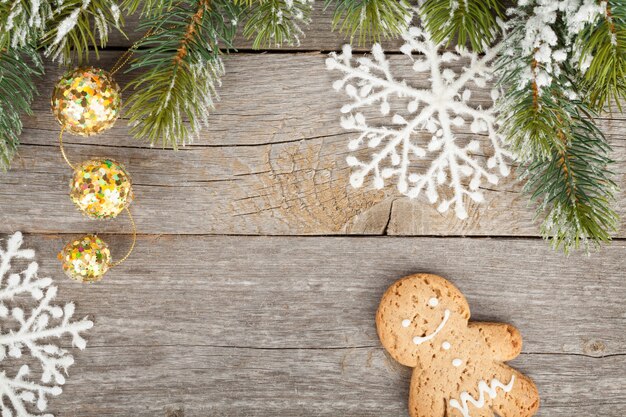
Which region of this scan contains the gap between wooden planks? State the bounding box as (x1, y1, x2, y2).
(2, 5, 625, 416)
(2, 52, 625, 237)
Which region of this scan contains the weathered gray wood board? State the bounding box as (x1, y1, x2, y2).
(2, 53, 625, 236)
(5, 234, 626, 416)
(1, 8, 625, 417)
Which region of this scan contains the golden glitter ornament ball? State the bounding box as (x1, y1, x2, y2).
(58, 234, 112, 282)
(70, 159, 134, 219)
(51, 67, 121, 136)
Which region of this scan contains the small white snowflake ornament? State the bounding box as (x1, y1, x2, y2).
(0, 232, 93, 416)
(327, 26, 513, 219)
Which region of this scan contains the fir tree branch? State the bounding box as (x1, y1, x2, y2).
(497, 4, 619, 253)
(234, 0, 313, 48)
(325, 0, 412, 45)
(125, 0, 241, 148)
(497, 42, 569, 160)
(0, 47, 43, 171)
(41, 0, 124, 63)
(524, 107, 618, 253)
(575, 0, 626, 111)
(0, 0, 53, 50)
(419, 0, 504, 52)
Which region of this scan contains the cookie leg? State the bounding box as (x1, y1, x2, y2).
(489, 369, 539, 417)
(408, 370, 447, 417)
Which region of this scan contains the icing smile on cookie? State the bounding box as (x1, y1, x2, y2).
(412, 309, 450, 345)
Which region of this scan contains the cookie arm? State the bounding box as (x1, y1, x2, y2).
(469, 322, 523, 361)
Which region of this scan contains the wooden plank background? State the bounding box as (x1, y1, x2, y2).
(1, 4, 625, 416)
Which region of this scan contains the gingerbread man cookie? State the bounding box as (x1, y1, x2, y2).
(376, 273, 540, 417)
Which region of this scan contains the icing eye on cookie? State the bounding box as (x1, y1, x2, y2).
(428, 297, 439, 307)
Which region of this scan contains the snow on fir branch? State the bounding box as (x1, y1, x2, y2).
(0, 0, 51, 50)
(0, 232, 93, 416)
(237, 0, 315, 48)
(503, 0, 626, 108)
(327, 26, 512, 219)
(43, 0, 123, 64)
(327, 0, 412, 45)
(496, 0, 621, 253)
(124, 0, 239, 148)
(0, 48, 43, 172)
(1, 0, 124, 64)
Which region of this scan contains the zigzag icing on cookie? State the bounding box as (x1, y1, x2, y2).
(449, 376, 515, 417)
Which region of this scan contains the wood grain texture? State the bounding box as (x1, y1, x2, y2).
(1, 9, 625, 417)
(2, 52, 625, 237)
(5, 234, 624, 416)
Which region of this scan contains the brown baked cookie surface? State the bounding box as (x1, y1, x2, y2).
(376, 273, 540, 417)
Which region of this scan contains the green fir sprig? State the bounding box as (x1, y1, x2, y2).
(575, 1, 626, 111)
(235, 0, 314, 48)
(325, 0, 412, 45)
(121, 0, 174, 16)
(0, 0, 52, 51)
(496, 4, 620, 253)
(125, 0, 241, 148)
(42, 0, 124, 64)
(497, 58, 571, 160)
(0, 47, 43, 171)
(524, 105, 618, 252)
(420, 0, 504, 52)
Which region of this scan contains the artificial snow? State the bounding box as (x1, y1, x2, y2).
(509, 0, 613, 91)
(53, 7, 83, 46)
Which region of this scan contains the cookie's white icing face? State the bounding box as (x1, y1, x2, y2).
(378, 275, 472, 368)
(401, 296, 451, 346)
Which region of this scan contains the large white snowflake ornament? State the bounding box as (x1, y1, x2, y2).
(326, 26, 513, 219)
(0, 232, 93, 416)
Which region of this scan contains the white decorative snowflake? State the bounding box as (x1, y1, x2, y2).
(0, 232, 93, 417)
(326, 26, 513, 219)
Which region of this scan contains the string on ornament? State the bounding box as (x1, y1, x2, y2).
(57, 135, 137, 282)
(51, 37, 148, 282)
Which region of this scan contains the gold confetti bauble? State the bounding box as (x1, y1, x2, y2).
(51, 67, 121, 136)
(58, 234, 111, 282)
(70, 159, 134, 219)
